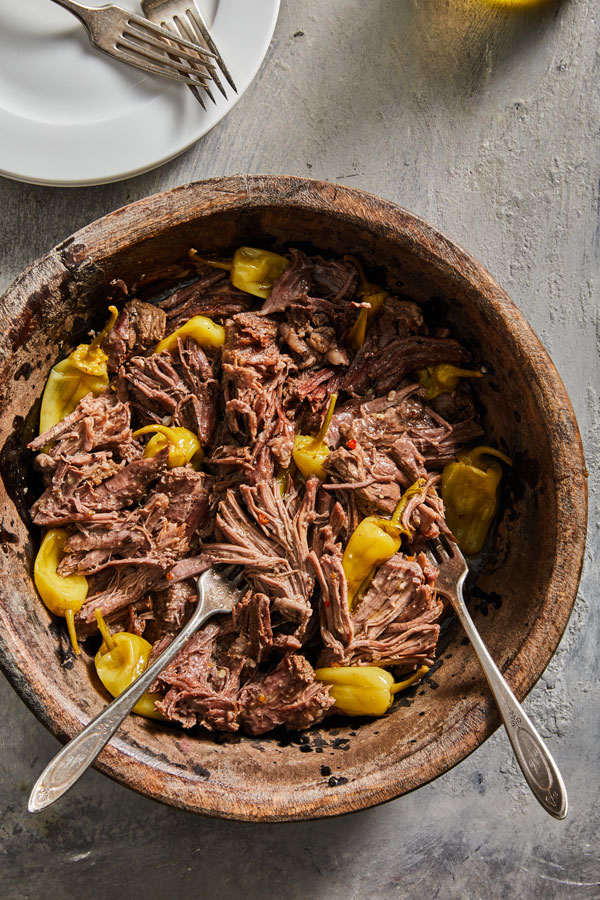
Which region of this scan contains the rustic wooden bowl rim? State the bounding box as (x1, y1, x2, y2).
(0, 175, 587, 821)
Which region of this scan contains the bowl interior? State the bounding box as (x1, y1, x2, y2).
(0, 176, 586, 820)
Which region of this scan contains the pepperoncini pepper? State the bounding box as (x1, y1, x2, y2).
(342, 478, 427, 607)
(39, 306, 118, 434)
(345, 256, 388, 350)
(190, 246, 289, 299)
(33, 529, 88, 655)
(315, 665, 429, 717)
(155, 314, 225, 354)
(415, 364, 483, 400)
(441, 446, 512, 556)
(132, 424, 203, 468)
(94, 610, 165, 720)
(292, 394, 337, 480)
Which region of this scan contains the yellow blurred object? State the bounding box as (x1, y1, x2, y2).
(190, 246, 288, 299)
(442, 446, 512, 556)
(292, 394, 337, 480)
(416, 364, 483, 400)
(39, 306, 118, 434)
(315, 665, 429, 716)
(132, 424, 202, 469)
(345, 255, 388, 350)
(33, 529, 88, 654)
(94, 610, 165, 720)
(155, 315, 225, 354)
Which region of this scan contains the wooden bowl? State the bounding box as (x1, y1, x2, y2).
(0, 175, 586, 821)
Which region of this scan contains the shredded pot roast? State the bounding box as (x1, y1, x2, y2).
(28, 247, 505, 736)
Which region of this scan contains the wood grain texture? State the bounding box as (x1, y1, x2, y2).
(0, 175, 586, 821)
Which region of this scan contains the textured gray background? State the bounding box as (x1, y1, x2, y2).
(0, 0, 599, 897)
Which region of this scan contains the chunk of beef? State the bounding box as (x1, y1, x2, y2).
(319, 552, 443, 673)
(172, 337, 219, 444)
(238, 655, 335, 735)
(152, 580, 197, 635)
(101, 299, 166, 373)
(28, 391, 135, 460)
(200, 478, 319, 641)
(230, 591, 273, 665)
(209, 313, 295, 482)
(343, 334, 470, 396)
(259, 248, 312, 315)
(159, 271, 254, 325)
(30, 448, 169, 527)
(154, 621, 242, 732)
(279, 307, 349, 370)
(323, 445, 403, 517)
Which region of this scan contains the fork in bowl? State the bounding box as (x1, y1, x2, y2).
(141, 0, 237, 108)
(28, 567, 245, 812)
(427, 534, 568, 819)
(49, 0, 217, 89)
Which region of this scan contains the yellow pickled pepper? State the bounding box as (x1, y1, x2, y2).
(39, 306, 118, 434)
(315, 665, 429, 717)
(190, 247, 289, 299)
(34, 529, 88, 654)
(132, 424, 203, 468)
(292, 394, 337, 480)
(94, 611, 165, 720)
(441, 446, 512, 556)
(155, 315, 225, 354)
(415, 363, 483, 401)
(342, 479, 427, 607)
(345, 256, 388, 350)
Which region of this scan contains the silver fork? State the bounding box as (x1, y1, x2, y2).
(28, 568, 244, 812)
(427, 535, 568, 819)
(49, 0, 217, 89)
(141, 0, 237, 108)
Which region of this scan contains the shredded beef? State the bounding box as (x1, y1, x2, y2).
(101, 299, 166, 373)
(29, 246, 494, 737)
(238, 655, 335, 735)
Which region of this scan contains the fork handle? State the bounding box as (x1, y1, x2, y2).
(453, 598, 568, 819)
(28, 603, 213, 813)
(49, 0, 94, 17)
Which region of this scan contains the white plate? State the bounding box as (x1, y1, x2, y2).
(0, 0, 279, 186)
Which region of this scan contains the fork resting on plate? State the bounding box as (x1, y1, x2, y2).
(141, 0, 238, 108)
(49, 0, 217, 89)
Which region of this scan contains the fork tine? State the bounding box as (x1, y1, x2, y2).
(115, 44, 211, 87)
(117, 39, 211, 87)
(127, 13, 216, 60)
(187, 5, 237, 93)
(170, 14, 219, 104)
(123, 20, 214, 69)
(181, 11, 227, 100)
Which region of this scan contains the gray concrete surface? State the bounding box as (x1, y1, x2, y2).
(1, 1, 599, 897)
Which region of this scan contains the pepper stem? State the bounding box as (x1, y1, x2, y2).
(390, 477, 428, 530)
(95, 609, 117, 653)
(189, 249, 232, 272)
(132, 424, 176, 444)
(462, 446, 513, 469)
(65, 609, 81, 656)
(390, 665, 429, 694)
(89, 306, 119, 351)
(309, 394, 338, 449)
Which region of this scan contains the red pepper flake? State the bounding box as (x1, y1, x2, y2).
(166, 571, 174, 581)
(258, 513, 269, 525)
(323, 599, 331, 608)
(346, 439, 357, 450)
